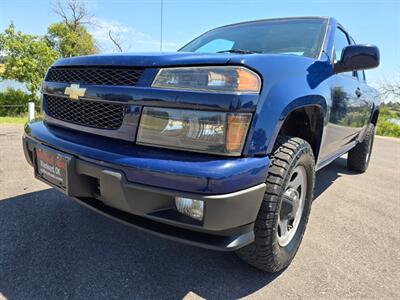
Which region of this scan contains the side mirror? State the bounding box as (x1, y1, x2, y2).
(334, 44, 380, 74)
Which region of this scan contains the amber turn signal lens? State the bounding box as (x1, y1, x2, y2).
(226, 114, 252, 152)
(236, 68, 261, 93)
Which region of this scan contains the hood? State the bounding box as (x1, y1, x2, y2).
(52, 51, 323, 85)
(52, 51, 320, 72)
(53, 52, 238, 67)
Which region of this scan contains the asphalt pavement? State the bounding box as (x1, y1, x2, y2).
(0, 125, 399, 299)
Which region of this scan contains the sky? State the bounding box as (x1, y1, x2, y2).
(0, 0, 399, 86)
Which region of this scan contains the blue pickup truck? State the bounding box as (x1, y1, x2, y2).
(23, 17, 380, 272)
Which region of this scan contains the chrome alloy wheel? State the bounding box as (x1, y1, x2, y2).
(277, 165, 307, 247)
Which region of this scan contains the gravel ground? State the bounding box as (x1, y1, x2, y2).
(0, 124, 399, 299)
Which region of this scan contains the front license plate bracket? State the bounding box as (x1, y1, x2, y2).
(34, 145, 73, 190)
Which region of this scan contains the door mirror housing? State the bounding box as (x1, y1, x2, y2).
(334, 44, 380, 74)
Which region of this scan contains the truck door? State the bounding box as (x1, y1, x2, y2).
(351, 36, 374, 134)
(320, 26, 366, 159)
(355, 69, 374, 134)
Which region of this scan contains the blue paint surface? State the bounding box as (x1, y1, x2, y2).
(25, 17, 380, 194)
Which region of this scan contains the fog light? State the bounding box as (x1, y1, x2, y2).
(175, 197, 204, 221)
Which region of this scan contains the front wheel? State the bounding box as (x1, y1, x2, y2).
(236, 136, 315, 272)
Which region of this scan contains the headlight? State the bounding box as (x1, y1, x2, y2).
(151, 66, 261, 93)
(137, 107, 252, 155)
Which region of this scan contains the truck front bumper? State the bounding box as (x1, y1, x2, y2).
(23, 121, 269, 251)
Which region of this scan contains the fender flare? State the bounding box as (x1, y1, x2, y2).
(266, 95, 328, 155)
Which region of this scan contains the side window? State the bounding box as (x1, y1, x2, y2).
(333, 27, 355, 78)
(356, 70, 364, 81)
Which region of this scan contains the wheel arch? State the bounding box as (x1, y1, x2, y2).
(370, 108, 379, 126)
(267, 98, 327, 161)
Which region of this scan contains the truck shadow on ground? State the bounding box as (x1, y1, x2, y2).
(0, 157, 354, 299)
(314, 156, 356, 200)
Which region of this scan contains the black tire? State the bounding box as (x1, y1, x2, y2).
(347, 124, 375, 173)
(236, 136, 315, 272)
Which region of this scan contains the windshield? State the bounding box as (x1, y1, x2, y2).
(180, 18, 327, 58)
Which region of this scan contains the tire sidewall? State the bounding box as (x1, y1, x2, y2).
(274, 148, 315, 265)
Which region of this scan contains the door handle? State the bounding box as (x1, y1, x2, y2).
(355, 88, 362, 98)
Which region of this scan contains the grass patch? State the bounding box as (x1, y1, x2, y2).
(0, 116, 27, 124)
(376, 119, 400, 138)
(377, 105, 400, 138)
(0, 64, 4, 74)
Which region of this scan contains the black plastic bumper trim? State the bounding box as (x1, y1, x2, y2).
(72, 196, 255, 251)
(23, 135, 266, 251)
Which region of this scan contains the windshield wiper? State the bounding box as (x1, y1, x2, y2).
(217, 49, 260, 54)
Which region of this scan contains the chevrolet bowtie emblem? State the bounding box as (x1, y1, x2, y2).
(64, 84, 86, 100)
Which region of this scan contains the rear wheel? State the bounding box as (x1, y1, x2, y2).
(347, 124, 375, 173)
(236, 136, 315, 272)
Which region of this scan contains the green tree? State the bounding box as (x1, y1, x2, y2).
(0, 23, 59, 101)
(46, 22, 98, 57)
(47, 0, 98, 57)
(0, 88, 35, 116)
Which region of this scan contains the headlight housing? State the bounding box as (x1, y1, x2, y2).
(137, 107, 252, 156)
(151, 66, 261, 94)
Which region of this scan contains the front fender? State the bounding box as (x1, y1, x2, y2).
(242, 59, 331, 156)
(265, 98, 327, 154)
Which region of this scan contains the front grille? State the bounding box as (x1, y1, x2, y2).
(45, 67, 144, 86)
(45, 95, 126, 130)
